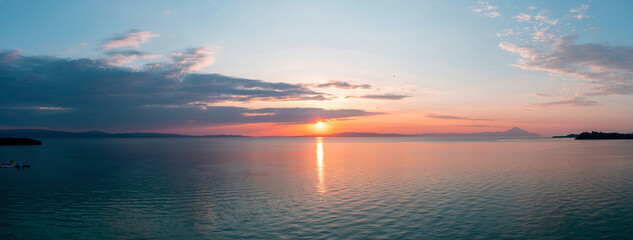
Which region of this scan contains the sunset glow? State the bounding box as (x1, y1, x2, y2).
(0, 1, 632, 137)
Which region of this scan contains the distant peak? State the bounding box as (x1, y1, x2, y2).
(506, 127, 528, 133)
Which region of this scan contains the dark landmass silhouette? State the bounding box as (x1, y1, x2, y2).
(575, 131, 633, 140)
(303, 127, 541, 138)
(1, 127, 541, 139)
(0, 129, 246, 139)
(0, 138, 42, 145)
(552, 134, 579, 138)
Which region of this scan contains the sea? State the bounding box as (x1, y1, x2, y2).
(1, 137, 633, 239)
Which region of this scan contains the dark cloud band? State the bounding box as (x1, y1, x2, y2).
(0, 51, 380, 131)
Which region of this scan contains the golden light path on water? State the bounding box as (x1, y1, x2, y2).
(316, 137, 325, 193)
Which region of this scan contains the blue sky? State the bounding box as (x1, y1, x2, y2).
(1, 0, 632, 135)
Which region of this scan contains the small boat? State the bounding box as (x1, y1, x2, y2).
(1, 161, 31, 168)
(1, 163, 15, 168)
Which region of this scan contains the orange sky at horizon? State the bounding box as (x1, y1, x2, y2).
(156, 106, 633, 137)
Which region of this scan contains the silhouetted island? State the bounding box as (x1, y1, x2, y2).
(0, 138, 42, 145)
(575, 131, 633, 140)
(552, 134, 579, 138)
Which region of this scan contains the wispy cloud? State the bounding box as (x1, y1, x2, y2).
(569, 4, 589, 20)
(471, 1, 501, 18)
(426, 114, 493, 121)
(59, 42, 89, 54)
(499, 35, 633, 97)
(514, 12, 531, 22)
(305, 80, 373, 90)
(347, 94, 410, 100)
(534, 13, 559, 26)
(496, 28, 519, 37)
(472, 1, 631, 105)
(527, 96, 598, 107)
(164, 47, 215, 77)
(104, 50, 162, 66)
(532, 93, 553, 98)
(451, 124, 501, 128)
(101, 30, 159, 50)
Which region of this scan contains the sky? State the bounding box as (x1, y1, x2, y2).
(1, 0, 633, 136)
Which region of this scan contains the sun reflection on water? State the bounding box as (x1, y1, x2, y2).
(316, 137, 326, 193)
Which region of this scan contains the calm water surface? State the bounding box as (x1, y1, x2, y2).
(2, 137, 633, 239)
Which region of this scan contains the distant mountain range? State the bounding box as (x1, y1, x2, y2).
(302, 127, 542, 138)
(0, 127, 542, 139)
(0, 129, 246, 138)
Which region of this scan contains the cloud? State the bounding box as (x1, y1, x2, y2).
(471, 1, 501, 18)
(104, 50, 162, 66)
(148, 47, 216, 78)
(0, 105, 381, 130)
(59, 42, 89, 54)
(569, 4, 589, 19)
(583, 24, 596, 31)
(515, 13, 531, 22)
(244, 108, 382, 124)
(496, 28, 519, 37)
(528, 93, 599, 108)
(347, 94, 410, 100)
(451, 124, 501, 128)
(527, 97, 598, 107)
(534, 13, 559, 26)
(101, 30, 159, 50)
(499, 35, 633, 96)
(306, 80, 373, 89)
(486, 11, 501, 18)
(482, 2, 617, 106)
(170, 47, 215, 72)
(532, 93, 552, 98)
(527, 6, 537, 10)
(426, 114, 493, 121)
(0, 50, 381, 130)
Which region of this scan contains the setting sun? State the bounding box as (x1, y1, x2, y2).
(315, 121, 324, 128)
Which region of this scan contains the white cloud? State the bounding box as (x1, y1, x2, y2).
(532, 27, 557, 42)
(496, 28, 519, 37)
(569, 4, 589, 19)
(471, 1, 501, 18)
(534, 13, 559, 25)
(569, 4, 588, 13)
(515, 12, 531, 22)
(101, 30, 159, 50)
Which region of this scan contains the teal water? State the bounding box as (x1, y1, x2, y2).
(2, 137, 633, 239)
